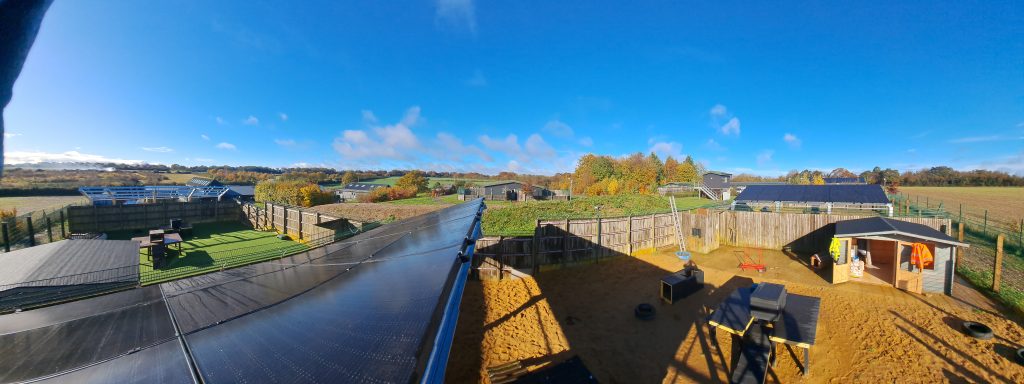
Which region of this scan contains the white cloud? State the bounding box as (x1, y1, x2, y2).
(5, 150, 143, 165)
(334, 106, 422, 160)
(709, 104, 740, 136)
(243, 115, 259, 125)
(578, 137, 594, 147)
(436, 132, 492, 162)
(543, 119, 574, 138)
(705, 139, 724, 151)
(201, 134, 210, 141)
(279, 112, 288, 121)
(948, 135, 1021, 143)
(141, 146, 174, 153)
(216, 142, 237, 150)
(648, 140, 683, 159)
(274, 139, 297, 147)
(435, 0, 476, 33)
(4, 133, 22, 138)
(720, 117, 741, 135)
(479, 134, 521, 155)
(709, 104, 727, 118)
(193, 157, 214, 163)
(756, 150, 774, 166)
(506, 160, 521, 172)
(524, 134, 556, 158)
(466, 69, 487, 87)
(961, 151, 1024, 176)
(783, 133, 801, 148)
(215, 117, 227, 125)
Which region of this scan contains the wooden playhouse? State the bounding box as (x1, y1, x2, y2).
(829, 217, 967, 295)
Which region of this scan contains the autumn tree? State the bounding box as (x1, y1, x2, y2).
(663, 156, 680, 183)
(811, 173, 826, 185)
(341, 171, 357, 186)
(395, 171, 429, 192)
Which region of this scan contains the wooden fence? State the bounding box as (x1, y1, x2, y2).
(67, 200, 241, 233)
(473, 210, 950, 280)
(240, 202, 346, 241)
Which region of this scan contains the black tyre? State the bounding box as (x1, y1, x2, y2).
(635, 303, 656, 320)
(1016, 348, 1024, 365)
(962, 321, 993, 340)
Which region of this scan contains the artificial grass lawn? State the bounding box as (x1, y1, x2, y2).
(107, 221, 309, 285)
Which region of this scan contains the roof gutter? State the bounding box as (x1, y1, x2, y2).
(420, 200, 485, 384)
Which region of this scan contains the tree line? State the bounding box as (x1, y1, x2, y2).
(732, 166, 1024, 186)
(547, 153, 705, 196)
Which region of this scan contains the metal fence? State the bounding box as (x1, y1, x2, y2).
(0, 204, 81, 252)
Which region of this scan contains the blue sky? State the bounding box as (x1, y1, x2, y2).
(4, 1, 1023, 176)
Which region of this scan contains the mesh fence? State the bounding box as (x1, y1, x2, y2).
(0, 204, 78, 252)
(891, 193, 1024, 312)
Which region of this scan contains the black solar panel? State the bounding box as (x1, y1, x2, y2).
(0, 199, 485, 383)
(734, 184, 889, 204)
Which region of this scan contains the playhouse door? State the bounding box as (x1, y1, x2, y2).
(895, 243, 923, 293)
(832, 239, 850, 284)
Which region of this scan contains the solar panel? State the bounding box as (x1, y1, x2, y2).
(79, 185, 231, 204)
(734, 184, 889, 204)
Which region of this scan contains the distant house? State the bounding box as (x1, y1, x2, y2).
(823, 177, 866, 184)
(337, 183, 385, 201)
(185, 176, 222, 187)
(224, 185, 256, 201)
(658, 171, 733, 200)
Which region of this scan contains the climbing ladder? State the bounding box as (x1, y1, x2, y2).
(669, 196, 689, 259)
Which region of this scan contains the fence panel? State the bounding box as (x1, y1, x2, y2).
(66, 200, 240, 233)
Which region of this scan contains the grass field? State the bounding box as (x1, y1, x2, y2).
(0, 196, 87, 214)
(384, 193, 462, 205)
(482, 195, 716, 236)
(361, 176, 495, 186)
(899, 186, 1024, 225)
(108, 221, 309, 284)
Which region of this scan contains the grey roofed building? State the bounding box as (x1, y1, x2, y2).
(224, 185, 256, 199)
(185, 176, 222, 187)
(732, 184, 893, 215)
(336, 182, 385, 201)
(834, 217, 966, 247)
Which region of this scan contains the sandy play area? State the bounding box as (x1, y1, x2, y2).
(447, 247, 1024, 383)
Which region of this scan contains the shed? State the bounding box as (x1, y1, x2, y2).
(732, 184, 893, 216)
(186, 177, 222, 187)
(0, 240, 140, 311)
(829, 217, 967, 295)
(336, 183, 385, 201)
(224, 185, 256, 200)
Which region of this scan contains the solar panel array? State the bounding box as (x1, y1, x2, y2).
(734, 184, 889, 204)
(0, 199, 485, 384)
(79, 185, 231, 204)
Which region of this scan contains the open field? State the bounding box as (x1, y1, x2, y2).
(312, 202, 448, 223)
(448, 247, 1024, 383)
(107, 221, 308, 284)
(482, 195, 716, 236)
(0, 196, 87, 214)
(384, 193, 462, 205)
(900, 186, 1024, 225)
(361, 176, 495, 186)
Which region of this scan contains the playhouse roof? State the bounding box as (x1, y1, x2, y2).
(834, 217, 967, 247)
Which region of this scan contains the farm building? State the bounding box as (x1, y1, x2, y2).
(823, 177, 866, 184)
(830, 217, 967, 295)
(657, 171, 733, 200)
(732, 184, 893, 216)
(224, 185, 256, 201)
(185, 176, 222, 187)
(336, 183, 385, 201)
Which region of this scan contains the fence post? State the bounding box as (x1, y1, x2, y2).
(562, 219, 570, 268)
(1019, 218, 1023, 257)
(59, 210, 66, 239)
(993, 234, 1004, 293)
(958, 204, 962, 224)
(2, 222, 9, 252)
(46, 216, 53, 243)
(958, 222, 965, 242)
(497, 236, 505, 280)
(298, 210, 304, 240)
(627, 215, 633, 256)
(594, 217, 602, 263)
(532, 219, 540, 275)
(983, 210, 988, 236)
(283, 207, 289, 237)
(26, 217, 35, 247)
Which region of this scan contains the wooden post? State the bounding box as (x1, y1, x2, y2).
(959, 204, 963, 224)
(983, 210, 988, 236)
(594, 217, 602, 263)
(59, 210, 66, 239)
(532, 219, 541, 275)
(627, 215, 633, 256)
(298, 210, 304, 240)
(46, 216, 53, 243)
(497, 236, 505, 280)
(958, 222, 965, 242)
(26, 217, 35, 247)
(2, 222, 9, 252)
(993, 234, 1004, 293)
(283, 207, 289, 236)
(562, 219, 570, 268)
(1019, 219, 1023, 257)
(956, 222, 965, 270)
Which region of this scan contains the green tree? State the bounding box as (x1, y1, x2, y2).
(395, 171, 429, 192)
(341, 171, 357, 186)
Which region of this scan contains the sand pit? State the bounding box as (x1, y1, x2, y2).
(448, 247, 1024, 383)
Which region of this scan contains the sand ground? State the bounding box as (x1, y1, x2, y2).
(447, 247, 1024, 383)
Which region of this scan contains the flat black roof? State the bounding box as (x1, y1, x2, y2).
(0, 240, 139, 287)
(834, 217, 966, 246)
(735, 184, 890, 204)
(0, 199, 485, 383)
